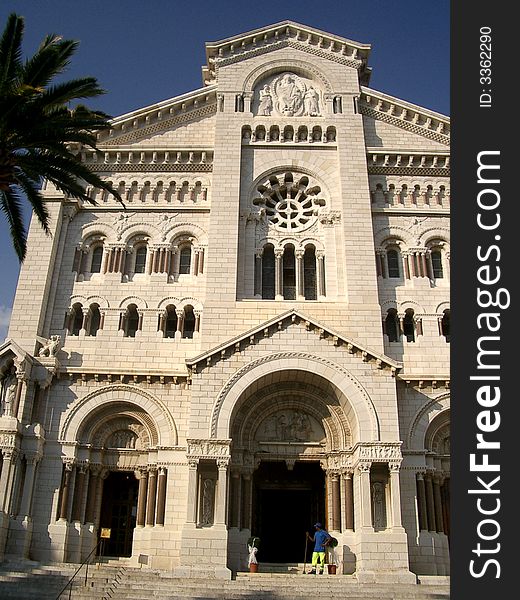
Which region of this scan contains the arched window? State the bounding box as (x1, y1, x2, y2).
(124, 304, 139, 337)
(179, 246, 191, 274)
(69, 303, 83, 336)
(261, 244, 275, 299)
(403, 309, 416, 342)
(164, 305, 178, 338)
(87, 304, 101, 336)
(183, 305, 196, 339)
(441, 309, 450, 342)
(303, 246, 317, 300)
(387, 249, 400, 278)
(385, 309, 400, 342)
(283, 245, 296, 300)
(431, 250, 444, 278)
(134, 246, 147, 274)
(90, 246, 103, 273)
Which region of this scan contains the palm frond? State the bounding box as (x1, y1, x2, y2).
(22, 37, 79, 89)
(14, 170, 50, 235)
(0, 187, 26, 261)
(0, 13, 24, 93)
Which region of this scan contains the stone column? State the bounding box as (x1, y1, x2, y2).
(433, 474, 444, 534)
(85, 468, 101, 524)
(254, 249, 263, 298)
(241, 473, 252, 531)
(274, 249, 283, 300)
(18, 455, 40, 518)
(136, 469, 148, 527)
(71, 465, 87, 522)
(330, 472, 341, 532)
(343, 471, 354, 531)
(156, 468, 167, 526)
(0, 449, 18, 513)
(175, 309, 184, 339)
(215, 459, 229, 526)
(389, 463, 403, 529)
(357, 463, 372, 530)
(295, 249, 305, 300)
(186, 459, 199, 525)
(416, 472, 428, 531)
(316, 251, 326, 298)
(146, 468, 157, 526)
(58, 462, 74, 521)
(229, 471, 241, 528)
(403, 253, 411, 279)
(424, 472, 437, 532)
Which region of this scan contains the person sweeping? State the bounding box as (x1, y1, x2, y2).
(306, 522, 331, 574)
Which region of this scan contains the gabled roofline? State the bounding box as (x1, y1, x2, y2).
(206, 21, 371, 52)
(203, 21, 372, 86)
(186, 309, 402, 374)
(361, 86, 450, 121)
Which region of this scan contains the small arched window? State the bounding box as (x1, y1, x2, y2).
(124, 304, 140, 337)
(441, 309, 450, 342)
(90, 246, 103, 273)
(283, 245, 296, 300)
(403, 309, 416, 342)
(387, 249, 400, 278)
(431, 250, 444, 278)
(384, 309, 400, 342)
(69, 303, 83, 336)
(164, 305, 178, 338)
(179, 246, 191, 274)
(87, 304, 101, 336)
(303, 246, 317, 300)
(134, 246, 147, 274)
(183, 305, 196, 339)
(262, 244, 275, 299)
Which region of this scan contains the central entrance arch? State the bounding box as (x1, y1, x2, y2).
(225, 366, 357, 570)
(252, 461, 324, 563)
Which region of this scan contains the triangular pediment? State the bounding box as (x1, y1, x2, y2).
(0, 338, 32, 370)
(186, 309, 402, 375)
(203, 21, 372, 86)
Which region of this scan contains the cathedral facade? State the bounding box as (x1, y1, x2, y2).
(0, 22, 450, 582)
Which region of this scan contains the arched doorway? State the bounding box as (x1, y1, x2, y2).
(252, 461, 325, 562)
(226, 369, 355, 566)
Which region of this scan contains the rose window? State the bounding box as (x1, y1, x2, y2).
(253, 172, 325, 232)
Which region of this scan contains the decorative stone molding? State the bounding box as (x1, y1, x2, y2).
(360, 88, 449, 145)
(353, 442, 403, 466)
(187, 439, 231, 460)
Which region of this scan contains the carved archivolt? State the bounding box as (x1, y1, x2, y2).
(407, 393, 450, 451)
(60, 384, 177, 447)
(210, 352, 379, 443)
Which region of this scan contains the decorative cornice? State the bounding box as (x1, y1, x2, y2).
(367, 150, 450, 177)
(360, 87, 449, 145)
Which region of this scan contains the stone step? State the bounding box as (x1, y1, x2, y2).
(0, 562, 450, 600)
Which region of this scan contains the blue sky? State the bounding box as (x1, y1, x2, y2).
(0, 0, 449, 341)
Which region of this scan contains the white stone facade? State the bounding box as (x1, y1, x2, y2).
(0, 21, 449, 581)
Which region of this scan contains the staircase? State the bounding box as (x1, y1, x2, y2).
(0, 559, 450, 600)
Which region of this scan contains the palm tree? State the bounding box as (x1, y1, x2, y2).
(0, 13, 123, 261)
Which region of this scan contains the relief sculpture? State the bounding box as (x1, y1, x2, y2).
(255, 409, 324, 443)
(255, 73, 321, 117)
